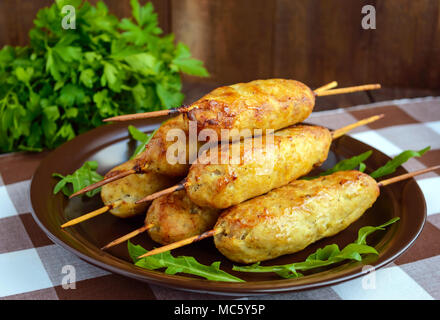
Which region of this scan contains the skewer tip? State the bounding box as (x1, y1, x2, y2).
(61, 205, 111, 228)
(136, 229, 221, 259)
(377, 165, 440, 187)
(314, 81, 338, 93)
(101, 224, 154, 250)
(103, 108, 183, 122)
(316, 83, 381, 97)
(135, 182, 186, 204)
(331, 114, 385, 139)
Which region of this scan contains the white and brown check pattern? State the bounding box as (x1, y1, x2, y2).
(0, 97, 439, 300)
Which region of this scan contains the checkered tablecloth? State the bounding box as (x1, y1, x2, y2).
(1, 97, 439, 300)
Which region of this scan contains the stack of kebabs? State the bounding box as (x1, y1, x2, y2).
(62, 79, 438, 265)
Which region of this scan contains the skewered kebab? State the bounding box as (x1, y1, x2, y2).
(63, 115, 381, 229)
(70, 80, 380, 198)
(60, 157, 179, 228)
(101, 115, 382, 248)
(105, 80, 375, 125)
(102, 190, 219, 249)
(104, 81, 336, 121)
(136, 115, 383, 208)
(138, 166, 440, 263)
(61, 82, 340, 227)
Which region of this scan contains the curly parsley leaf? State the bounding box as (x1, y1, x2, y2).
(232, 218, 399, 278)
(128, 241, 244, 282)
(52, 161, 103, 198)
(0, 0, 208, 154)
(172, 43, 210, 77)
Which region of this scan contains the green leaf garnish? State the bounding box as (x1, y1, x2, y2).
(370, 147, 430, 179)
(232, 218, 399, 278)
(304, 146, 430, 180)
(127, 241, 244, 283)
(0, 0, 208, 154)
(52, 161, 103, 198)
(303, 150, 372, 180)
(355, 217, 400, 245)
(128, 125, 157, 159)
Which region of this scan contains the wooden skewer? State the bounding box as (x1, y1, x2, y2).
(104, 108, 183, 122)
(137, 229, 221, 259)
(135, 181, 186, 204)
(71, 84, 380, 198)
(101, 223, 155, 250)
(103, 115, 384, 247)
(137, 165, 440, 259)
(377, 165, 440, 187)
(134, 114, 384, 204)
(61, 200, 123, 228)
(69, 169, 136, 198)
(331, 114, 384, 139)
(315, 84, 381, 97)
(314, 81, 338, 93)
(102, 81, 338, 123)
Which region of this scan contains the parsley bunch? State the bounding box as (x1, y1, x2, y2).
(0, 0, 208, 153)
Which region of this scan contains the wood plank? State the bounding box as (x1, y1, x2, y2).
(0, 0, 52, 46)
(1, 0, 439, 94)
(171, 0, 276, 84)
(368, 1, 440, 89)
(273, 0, 440, 90)
(273, 0, 376, 88)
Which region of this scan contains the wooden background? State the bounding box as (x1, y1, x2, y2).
(1, 0, 439, 110)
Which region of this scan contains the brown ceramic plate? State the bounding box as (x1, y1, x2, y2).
(30, 118, 427, 296)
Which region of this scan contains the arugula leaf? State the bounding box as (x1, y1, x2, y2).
(128, 125, 157, 159)
(370, 147, 431, 179)
(303, 150, 372, 180)
(127, 241, 244, 282)
(232, 218, 399, 278)
(304, 146, 430, 181)
(52, 161, 103, 198)
(355, 217, 400, 245)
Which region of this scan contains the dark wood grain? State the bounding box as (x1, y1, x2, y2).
(370, 88, 440, 103)
(0, 0, 53, 46)
(368, 0, 440, 89)
(171, 0, 276, 85)
(273, 0, 376, 88)
(1, 0, 439, 109)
